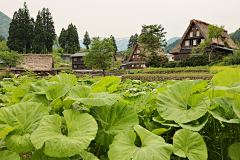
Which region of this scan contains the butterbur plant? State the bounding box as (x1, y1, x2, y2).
(0, 70, 240, 159)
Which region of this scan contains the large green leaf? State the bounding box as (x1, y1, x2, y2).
(50, 73, 77, 88)
(46, 83, 70, 100)
(173, 129, 207, 160)
(0, 102, 48, 153)
(67, 86, 92, 100)
(178, 113, 209, 131)
(0, 150, 20, 160)
(90, 101, 139, 148)
(29, 80, 51, 94)
(31, 110, 98, 158)
(28, 94, 49, 107)
(212, 68, 240, 87)
(157, 81, 210, 123)
(0, 126, 18, 139)
(65, 85, 120, 107)
(12, 84, 30, 98)
(30, 149, 69, 160)
(228, 142, 240, 160)
(79, 150, 99, 160)
(209, 97, 240, 123)
(108, 125, 173, 160)
(91, 76, 121, 93)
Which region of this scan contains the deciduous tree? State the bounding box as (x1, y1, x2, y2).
(83, 37, 115, 76)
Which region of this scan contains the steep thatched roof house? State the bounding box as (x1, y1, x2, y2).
(126, 43, 165, 69)
(13, 54, 59, 76)
(170, 19, 237, 61)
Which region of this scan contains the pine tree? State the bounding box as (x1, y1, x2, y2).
(110, 35, 117, 53)
(7, 2, 34, 54)
(41, 8, 56, 54)
(127, 35, 134, 49)
(133, 33, 138, 47)
(83, 31, 91, 49)
(65, 23, 80, 54)
(59, 28, 67, 49)
(33, 11, 44, 54)
(21, 2, 34, 53)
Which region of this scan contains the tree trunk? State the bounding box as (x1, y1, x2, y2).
(103, 69, 106, 77)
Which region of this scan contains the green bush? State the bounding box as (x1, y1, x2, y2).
(0, 72, 13, 78)
(223, 49, 240, 65)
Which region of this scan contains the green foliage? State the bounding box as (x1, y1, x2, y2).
(224, 49, 240, 65)
(0, 69, 240, 159)
(113, 61, 122, 69)
(83, 37, 115, 76)
(0, 35, 5, 42)
(127, 33, 138, 49)
(192, 24, 226, 62)
(0, 41, 23, 68)
(230, 28, 240, 44)
(173, 129, 208, 160)
(33, 11, 44, 54)
(116, 48, 133, 60)
(7, 2, 34, 54)
(83, 31, 91, 49)
(138, 24, 167, 54)
(146, 54, 168, 67)
(59, 24, 80, 54)
(110, 35, 117, 53)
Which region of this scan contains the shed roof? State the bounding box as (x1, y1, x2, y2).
(70, 52, 89, 57)
(170, 19, 237, 54)
(18, 54, 53, 71)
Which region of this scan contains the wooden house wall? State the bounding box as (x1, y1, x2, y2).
(72, 56, 89, 70)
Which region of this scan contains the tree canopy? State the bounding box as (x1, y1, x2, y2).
(110, 35, 118, 53)
(83, 37, 115, 76)
(192, 25, 226, 62)
(138, 24, 167, 54)
(59, 23, 80, 54)
(127, 33, 138, 49)
(0, 35, 5, 42)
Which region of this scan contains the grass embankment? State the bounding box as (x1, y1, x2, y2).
(54, 63, 72, 70)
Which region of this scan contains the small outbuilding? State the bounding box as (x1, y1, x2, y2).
(61, 54, 72, 62)
(12, 54, 60, 76)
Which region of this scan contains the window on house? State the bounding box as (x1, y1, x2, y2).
(74, 58, 77, 61)
(137, 49, 140, 53)
(201, 39, 205, 43)
(193, 40, 197, 45)
(190, 32, 193, 37)
(133, 55, 135, 59)
(73, 65, 77, 68)
(185, 40, 190, 46)
(196, 31, 200, 37)
(132, 65, 134, 67)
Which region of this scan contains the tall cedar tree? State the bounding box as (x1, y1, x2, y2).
(33, 11, 44, 54)
(65, 23, 80, 54)
(138, 24, 167, 54)
(41, 8, 56, 54)
(0, 35, 5, 42)
(127, 35, 134, 49)
(110, 35, 117, 53)
(83, 37, 115, 76)
(59, 28, 67, 49)
(133, 33, 138, 47)
(83, 31, 91, 49)
(7, 2, 34, 53)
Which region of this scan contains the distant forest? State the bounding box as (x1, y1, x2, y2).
(164, 39, 180, 53)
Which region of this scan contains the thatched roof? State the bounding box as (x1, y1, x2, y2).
(127, 43, 165, 63)
(18, 54, 53, 71)
(170, 19, 237, 54)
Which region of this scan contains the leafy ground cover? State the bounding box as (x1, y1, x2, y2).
(0, 69, 240, 159)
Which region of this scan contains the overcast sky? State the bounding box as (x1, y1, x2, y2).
(1, 0, 240, 40)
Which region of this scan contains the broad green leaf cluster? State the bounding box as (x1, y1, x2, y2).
(0, 69, 240, 159)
